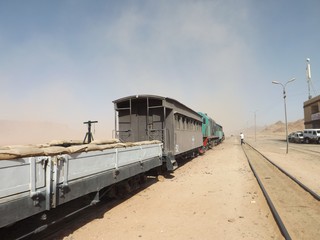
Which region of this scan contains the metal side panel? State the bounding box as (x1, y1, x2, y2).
(0, 190, 47, 228)
(117, 144, 162, 167)
(63, 150, 117, 181)
(174, 130, 203, 155)
(0, 157, 48, 228)
(0, 159, 30, 199)
(54, 144, 162, 206)
(56, 144, 162, 183)
(0, 157, 47, 199)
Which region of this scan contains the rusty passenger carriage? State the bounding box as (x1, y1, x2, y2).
(113, 95, 204, 171)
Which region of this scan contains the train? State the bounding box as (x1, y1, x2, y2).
(0, 94, 224, 235)
(197, 112, 224, 152)
(113, 95, 224, 170)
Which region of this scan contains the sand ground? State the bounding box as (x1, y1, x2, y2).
(249, 134, 320, 195)
(56, 135, 306, 240)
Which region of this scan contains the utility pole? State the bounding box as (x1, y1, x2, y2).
(272, 78, 296, 154)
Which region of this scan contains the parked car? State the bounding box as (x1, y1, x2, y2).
(288, 132, 295, 142)
(303, 129, 320, 144)
(291, 131, 304, 143)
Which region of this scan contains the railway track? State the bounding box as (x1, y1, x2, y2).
(242, 143, 320, 239)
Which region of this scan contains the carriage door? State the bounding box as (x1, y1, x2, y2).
(147, 98, 164, 142)
(131, 99, 148, 142)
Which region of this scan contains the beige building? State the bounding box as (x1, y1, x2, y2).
(303, 95, 320, 128)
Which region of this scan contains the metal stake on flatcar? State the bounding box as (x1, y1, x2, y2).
(83, 120, 98, 143)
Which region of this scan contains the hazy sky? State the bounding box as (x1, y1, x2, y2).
(0, 0, 319, 139)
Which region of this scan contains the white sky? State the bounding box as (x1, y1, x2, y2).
(0, 0, 319, 140)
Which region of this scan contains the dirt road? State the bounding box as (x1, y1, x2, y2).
(53, 136, 282, 240)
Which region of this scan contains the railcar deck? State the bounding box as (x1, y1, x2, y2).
(0, 140, 162, 228)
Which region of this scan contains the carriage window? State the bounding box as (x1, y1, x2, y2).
(175, 115, 179, 129)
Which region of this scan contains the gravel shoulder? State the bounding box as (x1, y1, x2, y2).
(59, 136, 283, 240)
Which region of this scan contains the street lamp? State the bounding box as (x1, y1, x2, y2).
(272, 78, 296, 154)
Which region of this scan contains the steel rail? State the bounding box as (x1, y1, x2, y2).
(242, 145, 292, 240)
(247, 143, 320, 201)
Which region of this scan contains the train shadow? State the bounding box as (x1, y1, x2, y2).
(45, 177, 159, 239)
(1, 177, 159, 240)
(162, 172, 175, 179)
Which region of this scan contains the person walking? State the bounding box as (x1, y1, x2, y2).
(240, 132, 245, 145)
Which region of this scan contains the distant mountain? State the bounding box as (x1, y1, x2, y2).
(261, 119, 304, 134)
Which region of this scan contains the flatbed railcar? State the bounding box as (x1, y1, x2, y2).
(0, 140, 162, 229)
(113, 95, 203, 171)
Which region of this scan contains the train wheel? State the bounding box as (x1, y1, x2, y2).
(208, 141, 214, 149)
(198, 146, 205, 155)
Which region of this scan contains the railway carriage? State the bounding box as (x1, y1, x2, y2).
(113, 95, 203, 170)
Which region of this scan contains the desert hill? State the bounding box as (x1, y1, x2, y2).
(261, 119, 304, 134)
